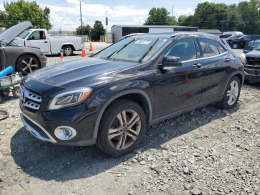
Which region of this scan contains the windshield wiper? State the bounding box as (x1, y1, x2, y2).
(116, 39, 136, 54)
(138, 38, 159, 63)
(106, 51, 117, 60)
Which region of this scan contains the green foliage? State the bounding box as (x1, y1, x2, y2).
(177, 0, 260, 34)
(144, 8, 177, 25)
(90, 20, 105, 41)
(0, 0, 52, 30)
(76, 24, 91, 36)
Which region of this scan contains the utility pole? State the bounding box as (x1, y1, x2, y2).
(80, 1, 83, 36)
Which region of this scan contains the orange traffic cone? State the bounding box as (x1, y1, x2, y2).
(81, 45, 86, 57)
(60, 50, 64, 63)
(89, 40, 93, 51)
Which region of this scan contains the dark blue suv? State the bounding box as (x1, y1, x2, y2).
(20, 32, 244, 157)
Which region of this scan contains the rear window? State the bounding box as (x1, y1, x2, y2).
(198, 38, 219, 57)
(219, 34, 231, 38)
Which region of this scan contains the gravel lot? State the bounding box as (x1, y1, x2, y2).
(1, 46, 260, 195)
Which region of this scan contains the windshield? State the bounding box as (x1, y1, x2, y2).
(18, 30, 31, 39)
(95, 36, 169, 62)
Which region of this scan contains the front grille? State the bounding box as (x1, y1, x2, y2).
(20, 86, 42, 110)
(247, 57, 260, 66)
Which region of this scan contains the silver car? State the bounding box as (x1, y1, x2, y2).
(0, 21, 46, 75)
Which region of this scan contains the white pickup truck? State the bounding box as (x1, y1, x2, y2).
(14, 29, 82, 56)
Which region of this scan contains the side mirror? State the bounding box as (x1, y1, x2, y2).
(162, 56, 182, 67)
(27, 37, 31, 40)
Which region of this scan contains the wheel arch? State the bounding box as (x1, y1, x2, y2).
(15, 53, 41, 71)
(93, 89, 152, 139)
(62, 44, 75, 51)
(222, 71, 244, 96)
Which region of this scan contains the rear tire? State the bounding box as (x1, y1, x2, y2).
(96, 99, 146, 157)
(63, 46, 73, 56)
(216, 76, 241, 109)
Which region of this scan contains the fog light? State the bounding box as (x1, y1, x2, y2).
(54, 126, 77, 140)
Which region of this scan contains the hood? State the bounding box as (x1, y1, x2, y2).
(28, 57, 139, 89)
(0, 21, 31, 45)
(246, 50, 260, 58)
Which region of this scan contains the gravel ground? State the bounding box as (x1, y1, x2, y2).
(1, 46, 260, 195)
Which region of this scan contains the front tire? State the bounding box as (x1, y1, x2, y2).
(96, 99, 146, 157)
(16, 55, 40, 76)
(216, 76, 241, 109)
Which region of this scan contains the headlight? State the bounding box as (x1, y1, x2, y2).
(48, 87, 92, 110)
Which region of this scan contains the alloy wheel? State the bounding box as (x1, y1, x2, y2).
(108, 109, 141, 150)
(227, 80, 239, 106)
(21, 57, 38, 73)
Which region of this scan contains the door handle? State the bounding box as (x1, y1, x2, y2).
(224, 58, 231, 62)
(44, 41, 48, 43)
(193, 63, 201, 68)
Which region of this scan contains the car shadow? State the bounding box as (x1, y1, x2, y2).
(45, 53, 81, 57)
(10, 103, 240, 182)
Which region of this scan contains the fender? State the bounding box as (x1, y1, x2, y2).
(221, 70, 245, 97)
(93, 89, 153, 139)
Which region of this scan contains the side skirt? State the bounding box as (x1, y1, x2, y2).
(150, 97, 222, 126)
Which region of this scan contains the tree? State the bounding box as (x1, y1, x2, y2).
(91, 20, 105, 41)
(0, 0, 52, 30)
(144, 8, 177, 25)
(76, 24, 92, 36)
(176, 0, 260, 34)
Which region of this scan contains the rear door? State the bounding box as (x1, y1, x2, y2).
(196, 38, 233, 102)
(154, 38, 203, 118)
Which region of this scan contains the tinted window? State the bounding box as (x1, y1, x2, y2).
(198, 38, 219, 57)
(164, 38, 196, 61)
(216, 42, 226, 54)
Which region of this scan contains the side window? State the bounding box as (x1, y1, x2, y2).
(164, 38, 197, 61)
(198, 38, 219, 57)
(28, 31, 46, 40)
(216, 42, 227, 54)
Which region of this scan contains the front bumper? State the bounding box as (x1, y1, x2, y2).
(40, 55, 47, 68)
(244, 73, 260, 83)
(20, 112, 97, 146)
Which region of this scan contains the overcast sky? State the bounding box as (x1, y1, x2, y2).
(0, 0, 249, 31)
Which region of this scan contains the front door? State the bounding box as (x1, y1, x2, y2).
(25, 30, 50, 53)
(154, 38, 203, 119)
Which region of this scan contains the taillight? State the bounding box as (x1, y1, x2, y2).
(239, 57, 244, 68)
